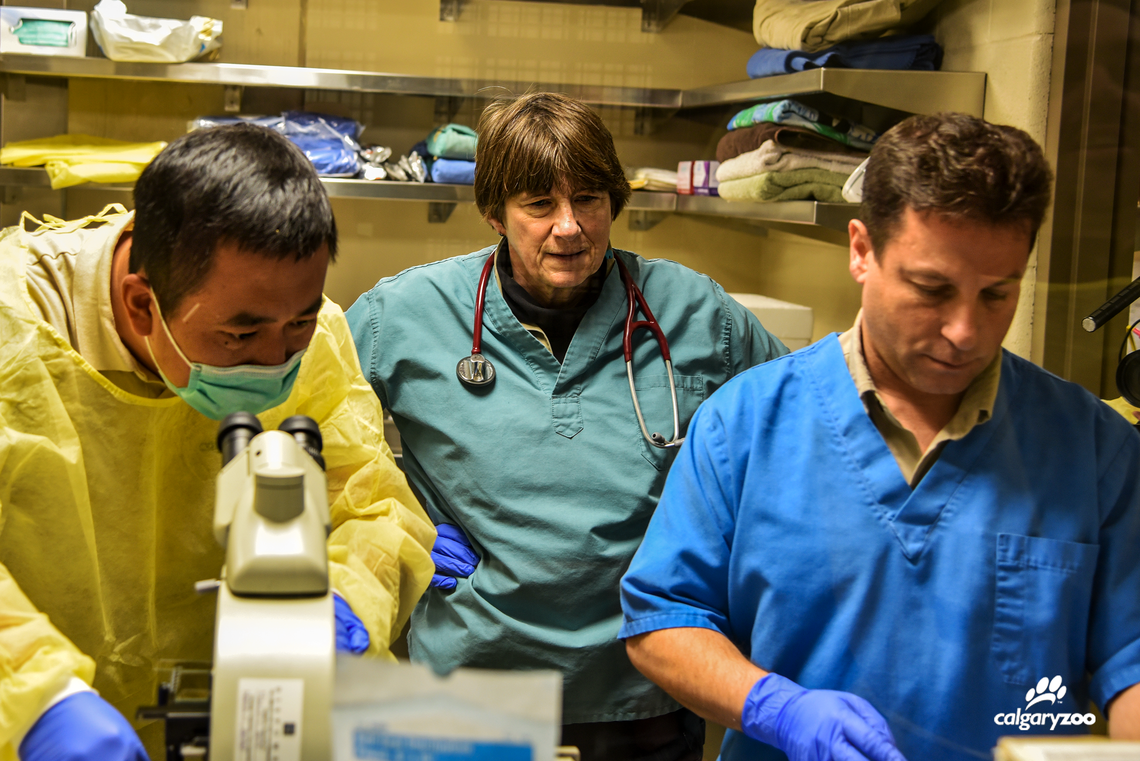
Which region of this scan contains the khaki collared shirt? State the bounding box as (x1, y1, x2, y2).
(839, 311, 1001, 486)
(23, 210, 170, 397)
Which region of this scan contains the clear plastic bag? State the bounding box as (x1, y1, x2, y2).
(90, 0, 221, 63)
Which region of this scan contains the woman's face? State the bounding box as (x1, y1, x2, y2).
(489, 186, 612, 309)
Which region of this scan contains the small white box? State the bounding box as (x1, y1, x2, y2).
(676, 161, 693, 195)
(0, 7, 87, 58)
(692, 161, 719, 188)
(728, 293, 814, 351)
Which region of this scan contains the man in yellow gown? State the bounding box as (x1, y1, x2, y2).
(0, 124, 434, 760)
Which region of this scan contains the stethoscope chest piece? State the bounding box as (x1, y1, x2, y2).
(457, 353, 496, 387)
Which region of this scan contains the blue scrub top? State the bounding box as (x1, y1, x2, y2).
(347, 245, 787, 723)
(620, 336, 1140, 760)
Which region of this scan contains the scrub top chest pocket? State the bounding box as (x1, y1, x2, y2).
(992, 533, 1100, 687)
(633, 374, 705, 469)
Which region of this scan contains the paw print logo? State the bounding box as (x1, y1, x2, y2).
(1025, 676, 1067, 708)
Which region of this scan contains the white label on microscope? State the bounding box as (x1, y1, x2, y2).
(235, 678, 304, 761)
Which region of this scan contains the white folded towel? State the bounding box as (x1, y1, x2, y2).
(716, 140, 866, 183)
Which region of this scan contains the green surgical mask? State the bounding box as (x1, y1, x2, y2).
(146, 294, 306, 420)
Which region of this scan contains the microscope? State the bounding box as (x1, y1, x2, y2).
(208, 411, 335, 761)
(140, 413, 337, 759)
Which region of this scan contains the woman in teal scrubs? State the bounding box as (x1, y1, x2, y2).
(346, 92, 787, 761)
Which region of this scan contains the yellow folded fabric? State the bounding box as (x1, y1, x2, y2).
(0, 134, 166, 189)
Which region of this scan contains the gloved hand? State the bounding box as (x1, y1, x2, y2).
(19, 691, 147, 761)
(741, 673, 908, 761)
(334, 593, 370, 654)
(430, 524, 479, 590)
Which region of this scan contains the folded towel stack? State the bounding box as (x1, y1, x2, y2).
(727, 98, 878, 150)
(423, 123, 477, 184)
(746, 33, 942, 79)
(718, 168, 851, 203)
(718, 140, 866, 182)
(752, 0, 946, 52)
(716, 109, 869, 203)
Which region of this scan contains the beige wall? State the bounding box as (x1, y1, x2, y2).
(60, 0, 864, 340)
(927, 0, 1057, 358)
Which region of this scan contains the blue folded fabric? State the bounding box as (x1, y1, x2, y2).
(431, 158, 476, 185)
(747, 34, 943, 79)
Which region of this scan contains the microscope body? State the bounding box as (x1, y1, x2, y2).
(209, 414, 334, 761)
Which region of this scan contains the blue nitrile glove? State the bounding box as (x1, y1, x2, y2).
(19, 691, 147, 761)
(741, 673, 909, 761)
(430, 524, 479, 590)
(333, 593, 370, 654)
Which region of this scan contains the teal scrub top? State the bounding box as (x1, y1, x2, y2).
(346, 245, 787, 723)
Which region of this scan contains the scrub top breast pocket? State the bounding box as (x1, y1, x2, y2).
(992, 533, 1100, 687)
(632, 374, 705, 470)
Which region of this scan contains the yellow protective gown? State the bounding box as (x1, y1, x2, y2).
(0, 212, 435, 759)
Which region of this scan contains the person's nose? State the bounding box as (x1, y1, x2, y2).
(551, 199, 582, 238)
(942, 299, 981, 353)
(256, 333, 293, 366)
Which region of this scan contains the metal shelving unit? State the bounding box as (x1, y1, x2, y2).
(0, 167, 857, 231)
(0, 54, 986, 116)
(0, 55, 979, 232)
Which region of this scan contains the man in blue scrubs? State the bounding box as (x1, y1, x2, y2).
(619, 112, 1140, 761)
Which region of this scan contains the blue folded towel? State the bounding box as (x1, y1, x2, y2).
(431, 158, 476, 185)
(747, 34, 943, 79)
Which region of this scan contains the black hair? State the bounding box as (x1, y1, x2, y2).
(131, 123, 338, 315)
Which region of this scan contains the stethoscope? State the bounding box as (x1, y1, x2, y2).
(456, 249, 685, 449)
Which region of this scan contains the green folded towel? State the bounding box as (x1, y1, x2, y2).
(426, 124, 477, 160)
(718, 167, 849, 203)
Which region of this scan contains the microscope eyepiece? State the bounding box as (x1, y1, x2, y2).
(217, 412, 264, 465)
(280, 415, 325, 470)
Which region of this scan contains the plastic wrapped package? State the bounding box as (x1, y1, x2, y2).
(189, 112, 364, 177)
(90, 0, 221, 63)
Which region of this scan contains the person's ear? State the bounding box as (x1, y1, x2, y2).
(487, 216, 507, 237)
(849, 219, 875, 285)
(121, 272, 156, 338)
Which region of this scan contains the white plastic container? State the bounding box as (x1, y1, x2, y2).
(0, 7, 87, 57)
(728, 293, 814, 350)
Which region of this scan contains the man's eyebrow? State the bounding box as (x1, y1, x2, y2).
(901, 267, 1023, 286)
(221, 296, 323, 328)
(222, 312, 275, 328)
(900, 267, 950, 283)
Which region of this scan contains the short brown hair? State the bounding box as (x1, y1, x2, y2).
(861, 112, 1053, 253)
(474, 92, 631, 224)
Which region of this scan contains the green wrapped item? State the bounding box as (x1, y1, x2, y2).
(426, 124, 477, 160)
(11, 18, 74, 47)
(718, 168, 849, 203)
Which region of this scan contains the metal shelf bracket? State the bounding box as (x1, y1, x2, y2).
(428, 202, 458, 223)
(440, 0, 466, 21)
(1, 73, 26, 102)
(634, 106, 677, 136)
(627, 209, 668, 231)
(640, 0, 692, 32)
(223, 85, 243, 113)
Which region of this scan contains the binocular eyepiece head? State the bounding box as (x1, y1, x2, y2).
(217, 412, 325, 470)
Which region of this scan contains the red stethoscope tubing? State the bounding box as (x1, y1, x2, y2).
(471, 250, 496, 355)
(463, 249, 684, 448)
(617, 257, 670, 364)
